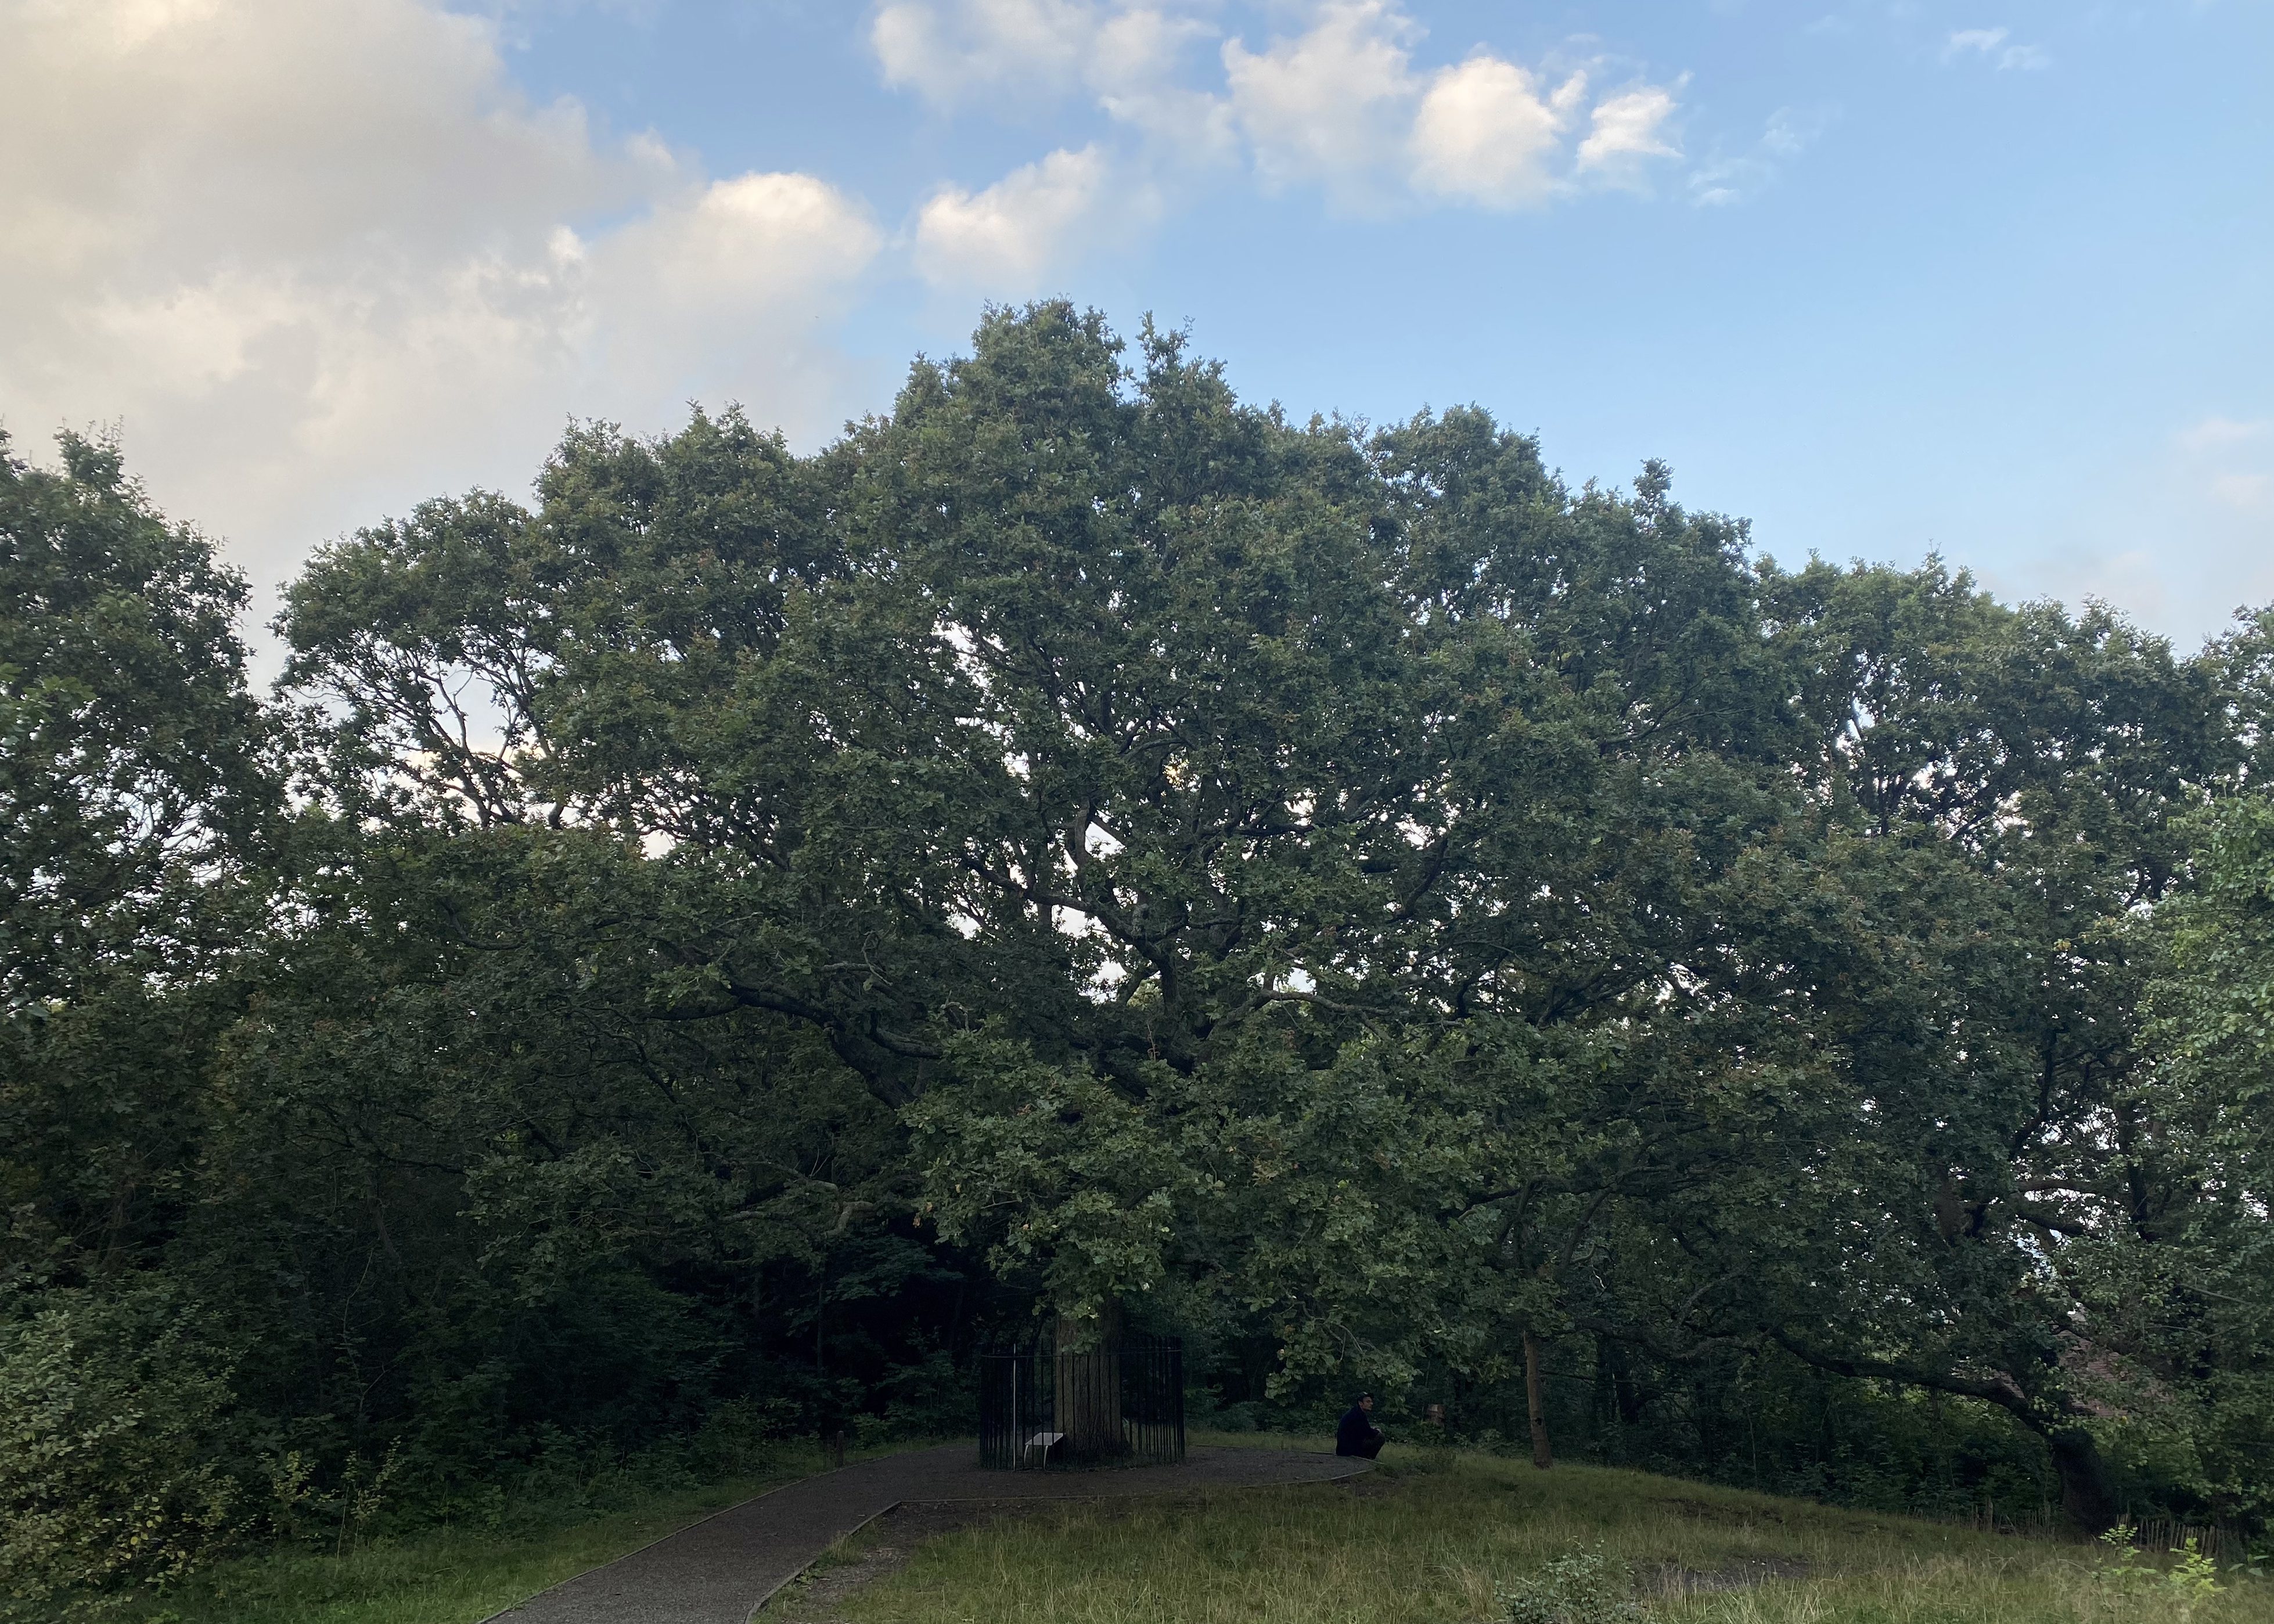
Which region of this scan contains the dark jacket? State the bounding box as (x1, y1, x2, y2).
(1335, 1403, 1379, 1456)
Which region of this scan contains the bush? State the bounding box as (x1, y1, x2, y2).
(0, 1285, 242, 1616)
(1496, 1544, 1645, 1624)
(2096, 1524, 2225, 1623)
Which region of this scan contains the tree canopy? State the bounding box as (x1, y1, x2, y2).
(5, 307, 2272, 1609)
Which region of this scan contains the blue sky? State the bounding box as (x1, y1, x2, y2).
(3, 1, 2268, 645)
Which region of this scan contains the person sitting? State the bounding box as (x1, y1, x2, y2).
(1335, 1391, 1385, 1459)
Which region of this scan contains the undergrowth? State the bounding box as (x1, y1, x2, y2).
(51, 1434, 858, 1624)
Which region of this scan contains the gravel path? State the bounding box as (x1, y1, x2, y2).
(480, 1443, 1373, 1624)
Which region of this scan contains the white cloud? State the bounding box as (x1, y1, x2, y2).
(588, 174, 882, 392)
(899, 0, 1694, 287)
(0, 0, 881, 603)
(879, 2, 1219, 288)
(1996, 415, 2274, 645)
(2212, 471, 2273, 511)
(871, 0, 1099, 107)
(1409, 55, 1586, 209)
(869, 1, 1236, 163)
(915, 145, 1147, 290)
(875, 1, 1692, 228)
(1944, 26, 2048, 69)
(1217, 2, 1682, 211)
(1688, 104, 1833, 206)
(1221, 0, 1419, 204)
(1088, 7, 1237, 162)
(2175, 416, 2270, 455)
(1761, 106, 1827, 158)
(1576, 82, 1683, 187)
(1944, 26, 2011, 56)
(2133, 415, 2274, 631)
(2179, 417, 2274, 514)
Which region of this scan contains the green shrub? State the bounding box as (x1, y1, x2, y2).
(1496, 1543, 1646, 1624)
(2097, 1524, 2225, 1623)
(0, 1286, 240, 1616)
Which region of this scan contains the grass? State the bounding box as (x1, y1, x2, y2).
(78, 1434, 2274, 1624)
(829, 1435, 2274, 1624)
(92, 1441, 859, 1624)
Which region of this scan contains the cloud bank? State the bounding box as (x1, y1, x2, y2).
(0, 1, 1707, 600)
(0, 0, 881, 597)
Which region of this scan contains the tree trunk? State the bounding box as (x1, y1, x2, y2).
(1523, 1327, 1553, 1470)
(1762, 1331, 2120, 1533)
(1055, 1298, 1127, 1463)
(2046, 1424, 2119, 1532)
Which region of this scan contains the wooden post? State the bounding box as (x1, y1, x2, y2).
(1523, 1328, 1553, 1470)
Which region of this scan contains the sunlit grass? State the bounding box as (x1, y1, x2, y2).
(837, 1446, 2274, 1624)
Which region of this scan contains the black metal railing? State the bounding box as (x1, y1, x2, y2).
(977, 1335, 1185, 1470)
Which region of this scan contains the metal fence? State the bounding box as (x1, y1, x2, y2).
(977, 1335, 1185, 1470)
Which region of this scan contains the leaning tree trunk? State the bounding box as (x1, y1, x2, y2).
(1764, 1331, 2121, 1533)
(1055, 1298, 1127, 1463)
(1523, 1328, 1553, 1470)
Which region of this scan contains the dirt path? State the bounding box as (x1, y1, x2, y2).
(480, 1443, 1373, 1624)
(760, 1500, 1023, 1623)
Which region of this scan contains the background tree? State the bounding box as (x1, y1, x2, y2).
(0, 429, 275, 1606)
(2124, 773, 2274, 1526)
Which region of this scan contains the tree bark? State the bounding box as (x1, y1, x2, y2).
(1055, 1298, 1127, 1463)
(1523, 1327, 1553, 1470)
(2045, 1424, 2119, 1532)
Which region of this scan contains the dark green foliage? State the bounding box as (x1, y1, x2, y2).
(0, 1280, 240, 1609)
(1, 431, 275, 1612)
(5, 309, 2272, 1608)
(0, 431, 269, 1003)
(1, 429, 272, 1288)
